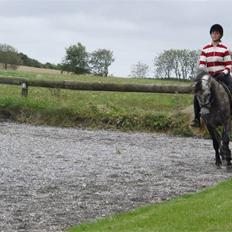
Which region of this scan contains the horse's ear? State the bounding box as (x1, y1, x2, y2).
(196, 67, 208, 74)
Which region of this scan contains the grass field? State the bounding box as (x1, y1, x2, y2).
(68, 178, 232, 232)
(17, 65, 62, 74)
(0, 69, 192, 85)
(0, 69, 194, 135)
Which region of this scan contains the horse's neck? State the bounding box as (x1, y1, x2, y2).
(210, 79, 217, 93)
(211, 79, 229, 105)
(210, 79, 219, 102)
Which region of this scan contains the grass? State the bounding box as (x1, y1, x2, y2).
(0, 69, 194, 135)
(68, 178, 232, 232)
(0, 69, 192, 85)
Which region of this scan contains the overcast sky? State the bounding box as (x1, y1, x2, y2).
(1, 0, 232, 77)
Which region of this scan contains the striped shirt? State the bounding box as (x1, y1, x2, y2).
(199, 42, 232, 76)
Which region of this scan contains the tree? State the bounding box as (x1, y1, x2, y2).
(18, 52, 42, 68)
(188, 50, 201, 79)
(154, 49, 200, 79)
(0, 44, 22, 69)
(154, 50, 175, 78)
(89, 49, 114, 77)
(43, 62, 58, 69)
(130, 61, 149, 78)
(177, 50, 190, 80)
(61, 42, 89, 74)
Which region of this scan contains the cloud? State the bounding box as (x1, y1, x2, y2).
(1, 0, 232, 76)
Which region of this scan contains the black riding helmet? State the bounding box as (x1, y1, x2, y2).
(210, 24, 223, 37)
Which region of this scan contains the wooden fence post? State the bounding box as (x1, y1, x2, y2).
(21, 82, 28, 97)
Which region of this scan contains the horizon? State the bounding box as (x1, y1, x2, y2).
(1, 0, 232, 77)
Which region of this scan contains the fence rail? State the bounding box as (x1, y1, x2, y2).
(0, 76, 194, 96)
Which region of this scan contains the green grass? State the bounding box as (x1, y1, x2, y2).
(0, 69, 191, 85)
(68, 178, 232, 232)
(0, 69, 194, 134)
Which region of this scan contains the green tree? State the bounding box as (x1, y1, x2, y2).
(89, 49, 114, 76)
(43, 62, 58, 69)
(154, 50, 175, 78)
(18, 52, 42, 68)
(188, 50, 201, 79)
(154, 49, 200, 79)
(0, 44, 22, 69)
(61, 42, 89, 74)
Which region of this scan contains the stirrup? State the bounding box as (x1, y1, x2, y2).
(190, 119, 200, 128)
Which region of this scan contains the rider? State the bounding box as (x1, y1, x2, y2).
(190, 24, 232, 127)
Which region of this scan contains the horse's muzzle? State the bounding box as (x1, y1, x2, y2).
(200, 107, 210, 115)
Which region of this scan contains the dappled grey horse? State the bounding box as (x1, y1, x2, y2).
(194, 69, 232, 170)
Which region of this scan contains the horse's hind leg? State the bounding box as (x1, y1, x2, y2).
(207, 126, 221, 167)
(222, 122, 232, 168)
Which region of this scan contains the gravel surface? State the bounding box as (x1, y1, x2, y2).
(0, 122, 231, 232)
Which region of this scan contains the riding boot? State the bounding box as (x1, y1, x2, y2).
(217, 73, 232, 93)
(190, 96, 201, 127)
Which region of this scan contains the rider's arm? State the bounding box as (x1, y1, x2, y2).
(223, 49, 232, 75)
(199, 49, 207, 69)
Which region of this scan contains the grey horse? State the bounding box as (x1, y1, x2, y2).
(194, 69, 232, 170)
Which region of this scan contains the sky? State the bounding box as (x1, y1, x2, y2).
(1, 0, 232, 77)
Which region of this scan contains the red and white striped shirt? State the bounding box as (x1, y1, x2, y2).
(199, 42, 232, 76)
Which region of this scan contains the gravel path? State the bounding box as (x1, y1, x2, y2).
(0, 122, 231, 232)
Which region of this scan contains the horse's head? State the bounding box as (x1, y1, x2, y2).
(194, 68, 213, 115)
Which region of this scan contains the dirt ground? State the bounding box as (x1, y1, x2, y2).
(0, 122, 231, 232)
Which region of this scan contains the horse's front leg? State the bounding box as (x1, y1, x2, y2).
(207, 125, 221, 167)
(221, 121, 232, 169)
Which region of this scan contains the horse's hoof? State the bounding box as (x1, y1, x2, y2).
(216, 164, 222, 169)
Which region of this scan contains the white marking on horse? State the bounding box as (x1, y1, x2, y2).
(201, 75, 210, 91)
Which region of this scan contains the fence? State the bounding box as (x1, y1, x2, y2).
(0, 76, 194, 97)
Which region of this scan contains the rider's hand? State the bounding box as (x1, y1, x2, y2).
(216, 72, 226, 81)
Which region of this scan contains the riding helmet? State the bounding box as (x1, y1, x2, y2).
(210, 24, 223, 37)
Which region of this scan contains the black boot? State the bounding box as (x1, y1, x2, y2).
(190, 118, 200, 128)
(190, 96, 201, 128)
